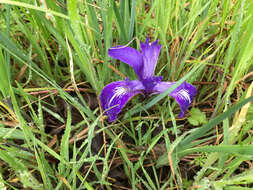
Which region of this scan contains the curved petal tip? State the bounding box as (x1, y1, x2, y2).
(152, 81, 197, 118)
(171, 82, 197, 117)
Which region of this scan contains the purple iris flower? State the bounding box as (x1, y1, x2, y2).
(100, 38, 197, 122)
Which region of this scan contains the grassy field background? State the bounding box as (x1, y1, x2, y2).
(0, 0, 253, 189)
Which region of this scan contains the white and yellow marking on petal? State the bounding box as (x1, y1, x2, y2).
(108, 86, 128, 107)
(177, 89, 191, 103)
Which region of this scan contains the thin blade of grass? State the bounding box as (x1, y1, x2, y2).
(178, 95, 253, 151)
(178, 145, 253, 158)
(0, 0, 69, 19)
(0, 48, 10, 97)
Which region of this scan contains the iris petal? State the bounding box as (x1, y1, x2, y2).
(108, 46, 143, 78)
(99, 80, 144, 122)
(153, 81, 197, 117)
(140, 38, 161, 79)
(104, 39, 197, 121)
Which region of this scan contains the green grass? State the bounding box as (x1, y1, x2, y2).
(0, 0, 253, 189)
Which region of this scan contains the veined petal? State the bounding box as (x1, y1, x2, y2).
(108, 46, 143, 78)
(140, 38, 161, 79)
(100, 80, 144, 122)
(153, 81, 197, 117)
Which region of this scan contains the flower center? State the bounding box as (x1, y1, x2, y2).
(141, 76, 163, 93)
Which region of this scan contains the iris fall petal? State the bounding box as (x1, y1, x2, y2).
(153, 81, 197, 117)
(99, 79, 144, 122)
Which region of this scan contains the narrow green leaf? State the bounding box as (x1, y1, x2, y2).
(60, 106, 72, 162)
(178, 145, 253, 158)
(0, 0, 69, 19)
(178, 95, 253, 150)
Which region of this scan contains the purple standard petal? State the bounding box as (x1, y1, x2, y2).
(108, 46, 143, 78)
(140, 38, 162, 79)
(153, 81, 197, 117)
(100, 79, 145, 122)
